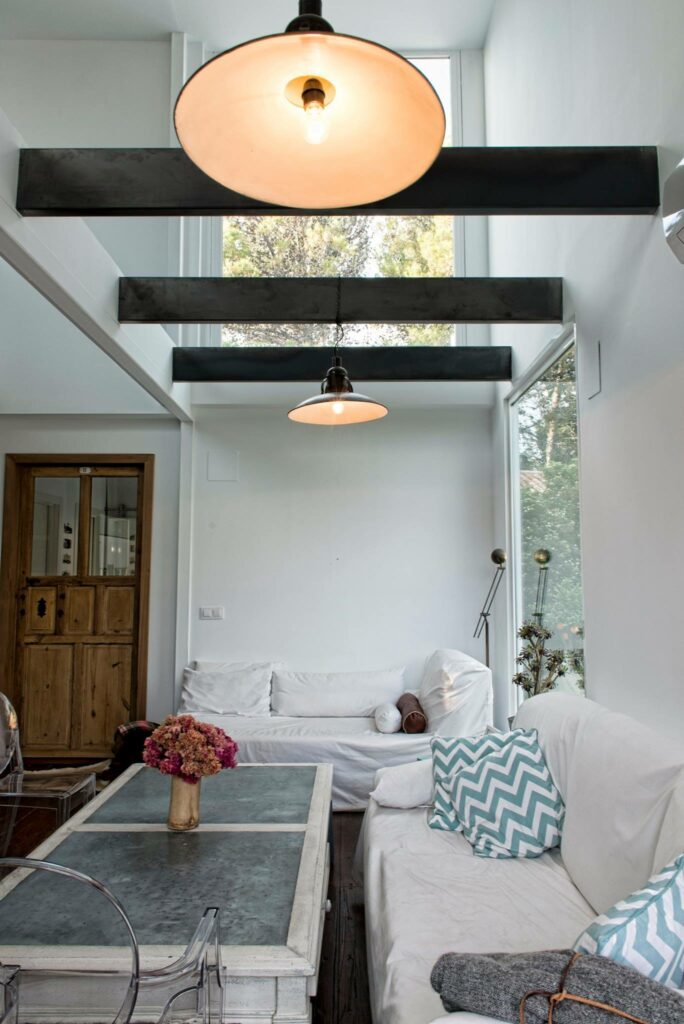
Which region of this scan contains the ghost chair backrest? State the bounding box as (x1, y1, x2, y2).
(0, 858, 140, 1024)
(0, 694, 21, 778)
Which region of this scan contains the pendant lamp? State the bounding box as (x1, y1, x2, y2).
(287, 355, 388, 425)
(288, 282, 388, 426)
(174, 1, 446, 210)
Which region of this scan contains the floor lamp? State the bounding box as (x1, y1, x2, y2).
(474, 549, 507, 668)
(532, 548, 551, 625)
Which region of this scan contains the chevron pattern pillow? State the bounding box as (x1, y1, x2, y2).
(574, 854, 684, 989)
(428, 730, 530, 831)
(449, 730, 564, 858)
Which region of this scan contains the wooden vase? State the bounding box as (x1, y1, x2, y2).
(167, 776, 201, 831)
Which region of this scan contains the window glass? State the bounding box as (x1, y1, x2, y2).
(221, 215, 456, 347)
(89, 477, 138, 577)
(31, 477, 80, 577)
(512, 345, 584, 689)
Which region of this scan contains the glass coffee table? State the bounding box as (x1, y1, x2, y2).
(0, 762, 333, 1024)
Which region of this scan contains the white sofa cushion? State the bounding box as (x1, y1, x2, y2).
(375, 702, 402, 734)
(370, 758, 433, 808)
(419, 649, 492, 736)
(193, 659, 280, 672)
(179, 666, 272, 716)
(271, 668, 405, 717)
(362, 801, 595, 1024)
(515, 692, 684, 913)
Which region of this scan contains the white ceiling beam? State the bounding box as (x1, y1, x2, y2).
(0, 105, 193, 423)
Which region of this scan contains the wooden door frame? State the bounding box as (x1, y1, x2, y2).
(0, 454, 154, 724)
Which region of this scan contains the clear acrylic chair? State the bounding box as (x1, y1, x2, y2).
(0, 858, 226, 1024)
(0, 694, 97, 854)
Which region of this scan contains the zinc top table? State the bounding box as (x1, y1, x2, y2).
(0, 762, 333, 1024)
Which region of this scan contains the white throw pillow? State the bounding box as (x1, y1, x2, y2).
(271, 669, 405, 717)
(193, 659, 281, 672)
(370, 759, 433, 808)
(179, 666, 272, 716)
(419, 649, 492, 736)
(374, 702, 402, 734)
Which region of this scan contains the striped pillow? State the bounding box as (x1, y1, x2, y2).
(449, 730, 564, 858)
(428, 730, 530, 831)
(574, 854, 684, 989)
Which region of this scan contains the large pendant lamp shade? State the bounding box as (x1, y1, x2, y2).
(288, 357, 388, 426)
(174, 1, 446, 210)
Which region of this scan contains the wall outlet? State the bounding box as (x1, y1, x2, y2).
(199, 606, 225, 620)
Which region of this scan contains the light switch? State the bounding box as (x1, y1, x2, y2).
(199, 606, 225, 620)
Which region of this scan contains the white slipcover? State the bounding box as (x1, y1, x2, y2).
(515, 692, 684, 913)
(362, 803, 594, 1024)
(272, 668, 405, 717)
(419, 650, 492, 736)
(183, 713, 432, 810)
(179, 666, 272, 716)
(361, 692, 684, 1024)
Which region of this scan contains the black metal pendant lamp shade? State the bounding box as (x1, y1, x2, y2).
(174, 0, 446, 209)
(287, 355, 388, 425)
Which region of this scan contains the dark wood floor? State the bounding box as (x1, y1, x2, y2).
(2, 806, 373, 1024)
(313, 812, 372, 1024)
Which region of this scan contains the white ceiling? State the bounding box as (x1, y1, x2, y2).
(0, 0, 496, 53)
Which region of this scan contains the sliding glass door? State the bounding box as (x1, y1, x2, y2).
(509, 339, 584, 693)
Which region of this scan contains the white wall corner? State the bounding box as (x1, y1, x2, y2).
(0, 104, 193, 422)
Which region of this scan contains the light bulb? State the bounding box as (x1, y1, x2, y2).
(302, 78, 328, 145)
(332, 401, 345, 416)
(304, 103, 327, 145)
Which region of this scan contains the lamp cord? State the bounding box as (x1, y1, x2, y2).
(333, 277, 344, 363)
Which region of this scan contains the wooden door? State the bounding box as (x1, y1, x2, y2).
(0, 456, 153, 760)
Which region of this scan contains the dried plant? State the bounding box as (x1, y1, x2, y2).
(513, 621, 568, 697)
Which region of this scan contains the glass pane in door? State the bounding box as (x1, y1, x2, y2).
(30, 477, 80, 576)
(89, 477, 138, 577)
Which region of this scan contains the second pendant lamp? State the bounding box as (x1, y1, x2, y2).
(174, 1, 446, 209)
(288, 281, 388, 426)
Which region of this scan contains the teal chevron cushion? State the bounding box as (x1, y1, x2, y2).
(428, 730, 531, 831)
(449, 730, 564, 858)
(574, 854, 684, 989)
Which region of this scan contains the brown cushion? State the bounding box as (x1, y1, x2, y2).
(397, 693, 428, 734)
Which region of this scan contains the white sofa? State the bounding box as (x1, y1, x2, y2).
(361, 692, 684, 1024)
(180, 653, 493, 810)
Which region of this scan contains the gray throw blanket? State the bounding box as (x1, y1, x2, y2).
(431, 950, 684, 1024)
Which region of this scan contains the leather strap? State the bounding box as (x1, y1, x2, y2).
(519, 953, 652, 1024)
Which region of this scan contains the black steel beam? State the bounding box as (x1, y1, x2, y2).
(119, 277, 563, 325)
(17, 147, 659, 216)
(172, 346, 513, 383)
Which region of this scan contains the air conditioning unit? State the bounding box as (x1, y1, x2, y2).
(663, 158, 684, 264)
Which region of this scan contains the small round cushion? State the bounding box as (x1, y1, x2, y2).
(374, 702, 402, 734)
(397, 692, 428, 734)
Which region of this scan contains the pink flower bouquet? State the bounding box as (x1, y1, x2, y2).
(143, 714, 238, 785)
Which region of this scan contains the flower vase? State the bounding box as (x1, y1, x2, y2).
(167, 776, 201, 831)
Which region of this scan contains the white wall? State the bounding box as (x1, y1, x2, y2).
(0, 416, 181, 720)
(0, 39, 172, 276)
(188, 407, 495, 701)
(485, 0, 684, 746)
(0, 258, 164, 415)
